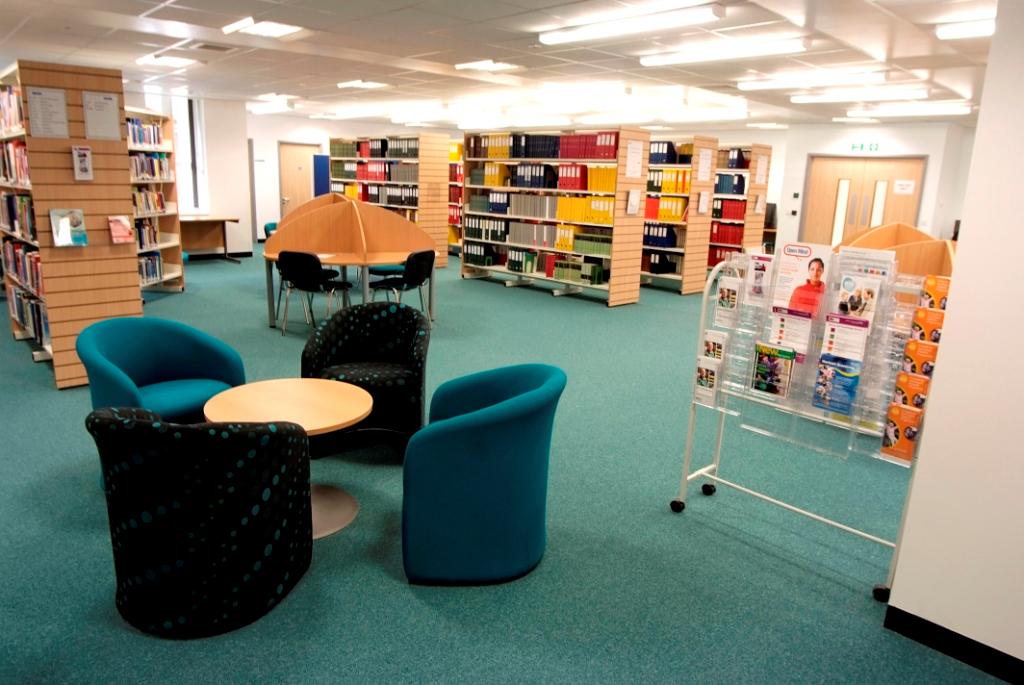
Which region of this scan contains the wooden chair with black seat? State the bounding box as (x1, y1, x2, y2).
(276, 251, 353, 336)
(369, 249, 435, 314)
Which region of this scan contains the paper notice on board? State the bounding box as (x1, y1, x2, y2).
(626, 140, 642, 178)
(626, 188, 640, 215)
(27, 87, 69, 138)
(697, 190, 709, 214)
(894, 179, 915, 195)
(756, 154, 768, 184)
(697, 148, 712, 182)
(83, 91, 121, 140)
(755, 194, 766, 214)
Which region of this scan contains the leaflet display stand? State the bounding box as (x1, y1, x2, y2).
(672, 247, 922, 599)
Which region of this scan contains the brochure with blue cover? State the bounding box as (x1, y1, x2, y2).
(812, 354, 862, 416)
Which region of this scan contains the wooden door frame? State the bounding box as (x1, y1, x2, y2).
(277, 141, 321, 219)
(799, 154, 929, 241)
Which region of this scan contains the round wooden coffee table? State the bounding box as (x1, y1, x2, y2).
(204, 378, 373, 540)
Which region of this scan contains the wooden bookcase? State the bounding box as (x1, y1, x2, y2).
(327, 133, 449, 268)
(643, 135, 718, 295)
(709, 143, 772, 267)
(1, 60, 141, 389)
(448, 140, 463, 255)
(458, 127, 650, 307)
(126, 107, 183, 292)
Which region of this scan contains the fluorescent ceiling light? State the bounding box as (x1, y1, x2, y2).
(136, 54, 196, 68)
(222, 17, 255, 34)
(337, 80, 388, 89)
(257, 92, 298, 101)
(847, 101, 972, 118)
(641, 37, 808, 67)
(737, 68, 886, 91)
(240, 21, 303, 38)
(247, 100, 293, 115)
(539, 3, 725, 46)
(935, 19, 995, 40)
(454, 59, 519, 72)
(832, 117, 880, 124)
(746, 122, 788, 130)
(790, 86, 928, 104)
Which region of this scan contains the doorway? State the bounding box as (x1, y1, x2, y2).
(801, 156, 926, 245)
(278, 142, 320, 218)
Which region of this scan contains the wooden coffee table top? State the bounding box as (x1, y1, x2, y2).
(204, 378, 372, 436)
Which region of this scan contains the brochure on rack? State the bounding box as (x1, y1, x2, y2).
(772, 242, 832, 319)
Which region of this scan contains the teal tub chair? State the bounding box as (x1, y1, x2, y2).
(402, 364, 567, 585)
(76, 317, 245, 422)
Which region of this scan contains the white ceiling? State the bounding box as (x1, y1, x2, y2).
(0, 0, 995, 128)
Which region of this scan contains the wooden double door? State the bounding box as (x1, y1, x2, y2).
(801, 156, 926, 245)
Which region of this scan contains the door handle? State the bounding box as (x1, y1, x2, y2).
(281, 196, 290, 204)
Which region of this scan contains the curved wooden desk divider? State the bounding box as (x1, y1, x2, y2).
(266, 194, 434, 260)
(891, 239, 956, 277)
(834, 221, 954, 277)
(836, 221, 935, 251)
(263, 194, 437, 327)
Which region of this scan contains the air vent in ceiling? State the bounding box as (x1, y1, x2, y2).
(187, 42, 237, 54)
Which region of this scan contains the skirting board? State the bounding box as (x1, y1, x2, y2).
(884, 606, 1023, 682)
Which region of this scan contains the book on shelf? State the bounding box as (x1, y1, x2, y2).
(6, 284, 49, 347)
(718, 148, 749, 169)
(1, 85, 25, 134)
(1, 193, 35, 240)
(135, 218, 158, 250)
(643, 223, 678, 248)
(714, 173, 746, 195)
(129, 151, 173, 181)
(711, 222, 743, 245)
(712, 198, 746, 219)
(466, 131, 618, 160)
(49, 208, 87, 247)
(132, 189, 167, 215)
(649, 141, 693, 165)
(2, 139, 30, 186)
(138, 253, 164, 284)
(642, 252, 680, 276)
(108, 215, 133, 244)
(330, 139, 358, 158)
(126, 118, 164, 147)
(646, 168, 690, 194)
(2, 239, 43, 294)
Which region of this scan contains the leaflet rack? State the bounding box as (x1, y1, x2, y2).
(671, 249, 923, 600)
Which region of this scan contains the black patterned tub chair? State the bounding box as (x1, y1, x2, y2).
(84, 408, 313, 639)
(301, 302, 430, 439)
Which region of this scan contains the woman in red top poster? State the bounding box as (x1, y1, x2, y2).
(787, 257, 826, 316)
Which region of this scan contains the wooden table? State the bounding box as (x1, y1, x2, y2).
(181, 215, 241, 264)
(263, 249, 436, 326)
(204, 378, 373, 540)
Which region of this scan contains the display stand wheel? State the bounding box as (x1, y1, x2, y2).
(872, 584, 891, 603)
(701, 483, 717, 496)
(669, 500, 685, 513)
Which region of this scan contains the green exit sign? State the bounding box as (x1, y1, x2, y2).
(851, 142, 880, 152)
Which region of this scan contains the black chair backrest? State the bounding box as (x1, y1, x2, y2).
(278, 251, 326, 292)
(84, 407, 313, 639)
(401, 250, 435, 290)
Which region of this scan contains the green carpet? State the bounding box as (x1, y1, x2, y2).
(0, 248, 994, 683)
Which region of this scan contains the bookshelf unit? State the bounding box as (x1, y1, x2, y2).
(1, 60, 141, 389)
(448, 140, 463, 255)
(708, 143, 772, 268)
(459, 128, 649, 307)
(643, 135, 718, 295)
(126, 107, 183, 292)
(328, 133, 449, 268)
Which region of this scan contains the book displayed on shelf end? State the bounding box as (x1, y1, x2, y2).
(49, 208, 87, 247)
(107, 215, 133, 244)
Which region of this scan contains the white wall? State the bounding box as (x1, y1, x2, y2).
(888, 0, 1024, 660)
(202, 99, 252, 254)
(247, 115, 456, 238)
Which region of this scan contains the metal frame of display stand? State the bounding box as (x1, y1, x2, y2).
(671, 258, 909, 602)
